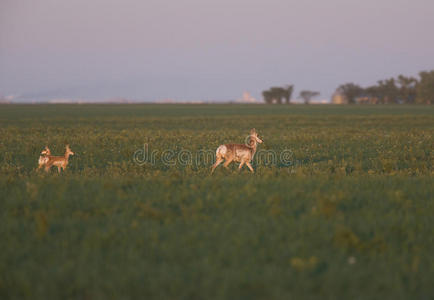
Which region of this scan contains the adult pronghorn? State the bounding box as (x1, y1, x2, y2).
(211, 128, 263, 173)
(44, 145, 74, 173)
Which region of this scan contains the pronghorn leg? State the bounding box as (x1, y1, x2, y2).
(57, 166, 61, 173)
(246, 162, 254, 173)
(223, 158, 234, 169)
(238, 160, 245, 171)
(211, 158, 224, 174)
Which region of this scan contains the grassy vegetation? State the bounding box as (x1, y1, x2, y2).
(0, 104, 433, 299)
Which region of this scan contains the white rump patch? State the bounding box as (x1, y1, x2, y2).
(216, 145, 227, 157)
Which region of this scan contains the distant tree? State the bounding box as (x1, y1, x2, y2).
(397, 75, 417, 104)
(263, 85, 294, 104)
(269, 87, 285, 104)
(299, 90, 319, 104)
(282, 85, 294, 104)
(364, 85, 380, 103)
(336, 83, 364, 104)
(363, 79, 399, 104)
(376, 78, 399, 104)
(262, 90, 273, 104)
(416, 70, 434, 104)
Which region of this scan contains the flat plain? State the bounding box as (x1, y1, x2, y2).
(0, 104, 433, 299)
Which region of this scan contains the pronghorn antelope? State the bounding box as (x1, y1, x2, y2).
(44, 145, 74, 173)
(211, 128, 263, 173)
(37, 146, 51, 170)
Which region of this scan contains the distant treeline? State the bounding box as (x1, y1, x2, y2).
(262, 70, 434, 104)
(336, 70, 434, 104)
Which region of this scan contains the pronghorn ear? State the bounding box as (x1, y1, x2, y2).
(250, 128, 256, 134)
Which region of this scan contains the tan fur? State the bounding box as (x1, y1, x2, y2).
(211, 128, 263, 174)
(44, 145, 74, 173)
(37, 146, 51, 170)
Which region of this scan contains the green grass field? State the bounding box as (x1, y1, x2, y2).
(0, 104, 433, 299)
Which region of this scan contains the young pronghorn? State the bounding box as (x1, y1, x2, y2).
(211, 128, 263, 174)
(44, 145, 74, 173)
(37, 146, 51, 170)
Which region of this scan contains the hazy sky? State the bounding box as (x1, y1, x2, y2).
(1, 0, 433, 102)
